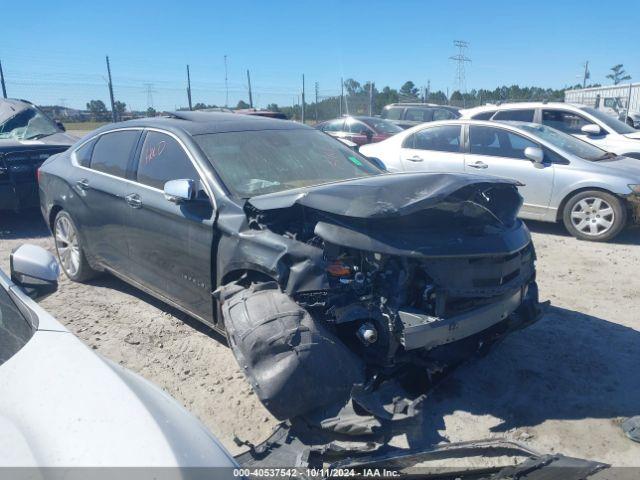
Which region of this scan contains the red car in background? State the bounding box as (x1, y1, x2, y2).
(315, 116, 402, 145)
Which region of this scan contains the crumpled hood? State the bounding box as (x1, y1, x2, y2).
(248, 172, 521, 219)
(623, 131, 640, 140)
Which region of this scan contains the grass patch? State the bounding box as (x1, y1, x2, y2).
(63, 122, 108, 131)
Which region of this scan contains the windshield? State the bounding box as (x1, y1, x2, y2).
(0, 107, 60, 141)
(579, 106, 637, 134)
(0, 285, 35, 366)
(517, 123, 611, 161)
(361, 118, 403, 135)
(195, 129, 381, 197)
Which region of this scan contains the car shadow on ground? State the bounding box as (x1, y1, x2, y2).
(83, 274, 229, 345)
(0, 209, 50, 240)
(408, 306, 640, 446)
(524, 219, 640, 246)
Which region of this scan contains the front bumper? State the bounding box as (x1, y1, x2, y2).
(0, 180, 40, 211)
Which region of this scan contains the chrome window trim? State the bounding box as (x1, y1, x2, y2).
(70, 126, 217, 211)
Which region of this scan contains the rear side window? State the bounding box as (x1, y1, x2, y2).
(469, 125, 537, 160)
(433, 109, 456, 120)
(405, 108, 432, 122)
(90, 131, 140, 178)
(493, 109, 535, 122)
(136, 132, 199, 190)
(542, 109, 590, 134)
(382, 107, 403, 120)
(75, 138, 96, 167)
(404, 125, 461, 152)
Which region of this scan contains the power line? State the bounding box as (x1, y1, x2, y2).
(449, 40, 471, 94)
(143, 83, 157, 110)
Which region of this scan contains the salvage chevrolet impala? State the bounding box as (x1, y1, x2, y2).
(38, 112, 542, 433)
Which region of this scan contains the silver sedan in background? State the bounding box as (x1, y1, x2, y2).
(360, 120, 640, 241)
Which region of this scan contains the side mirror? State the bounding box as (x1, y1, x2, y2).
(164, 179, 194, 204)
(364, 130, 373, 140)
(10, 245, 59, 301)
(55, 121, 66, 132)
(524, 146, 544, 164)
(581, 124, 602, 136)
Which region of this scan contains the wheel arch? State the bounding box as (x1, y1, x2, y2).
(555, 186, 622, 222)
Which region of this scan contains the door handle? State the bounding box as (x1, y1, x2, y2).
(76, 178, 90, 190)
(125, 193, 142, 209)
(407, 155, 424, 162)
(469, 161, 488, 169)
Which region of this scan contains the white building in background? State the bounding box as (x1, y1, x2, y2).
(565, 83, 640, 128)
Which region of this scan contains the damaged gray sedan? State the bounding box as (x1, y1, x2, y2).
(38, 111, 542, 436)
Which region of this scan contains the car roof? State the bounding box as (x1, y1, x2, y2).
(385, 103, 458, 110)
(463, 102, 589, 114)
(99, 111, 309, 136)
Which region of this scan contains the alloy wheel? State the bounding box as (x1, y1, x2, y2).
(55, 215, 81, 277)
(570, 197, 615, 237)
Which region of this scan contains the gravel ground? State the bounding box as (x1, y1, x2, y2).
(1, 209, 639, 465)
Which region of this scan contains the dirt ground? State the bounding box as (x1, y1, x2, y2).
(1, 209, 639, 465)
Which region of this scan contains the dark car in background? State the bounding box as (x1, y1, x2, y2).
(1, 98, 77, 211)
(38, 111, 540, 437)
(381, 103, 460, 129)
(315, 115, 402, 145)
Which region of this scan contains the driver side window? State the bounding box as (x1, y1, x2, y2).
(136, 131, 199, 190)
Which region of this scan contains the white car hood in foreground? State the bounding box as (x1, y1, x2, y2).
(0, 322, 236, 468)
(623, 131, 640, 140)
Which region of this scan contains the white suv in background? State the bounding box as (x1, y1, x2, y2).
(461, 102, 640, 159)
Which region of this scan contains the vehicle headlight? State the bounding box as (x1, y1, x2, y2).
(629, 184, 640, 194)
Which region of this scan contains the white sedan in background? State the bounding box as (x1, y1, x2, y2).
(360, 120, 640, 241)
(0, 245, 237, 474)
(460, 102, 640, 158)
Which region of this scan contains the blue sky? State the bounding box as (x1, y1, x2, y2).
(2, 0, 638, 111)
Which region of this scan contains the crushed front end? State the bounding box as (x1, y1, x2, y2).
(216, 173, 543, 435)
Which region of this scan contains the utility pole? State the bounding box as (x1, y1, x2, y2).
(314, 82, 319, 122)
(582, 61, 590, 89)
(301, 74, 305, 124)
(369, 81, 374, 116)
(105, 56, 117, 122)
(224, 55, 229, 107)
(186, 65, 193, 111)
(247, 70, 253, 108)
(0, 59, 7, 98)
(340, 77, 344, 116)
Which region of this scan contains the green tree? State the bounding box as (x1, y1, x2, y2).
(146, 107, 157, 117)
(399, 81, 419, 101)
(236, 100, 251, 109)
(266, 103, 280, 112)
(114, 101, 126, 121)
(86, 99, 107, 121)
(343, 78, 362, 96)
(606, 64, 631, 85)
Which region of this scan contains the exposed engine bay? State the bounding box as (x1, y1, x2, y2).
(215, 173, 543, 440)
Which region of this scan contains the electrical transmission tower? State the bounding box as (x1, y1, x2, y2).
(449, 40, 471, 94)
(143, 83, 157, 110)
